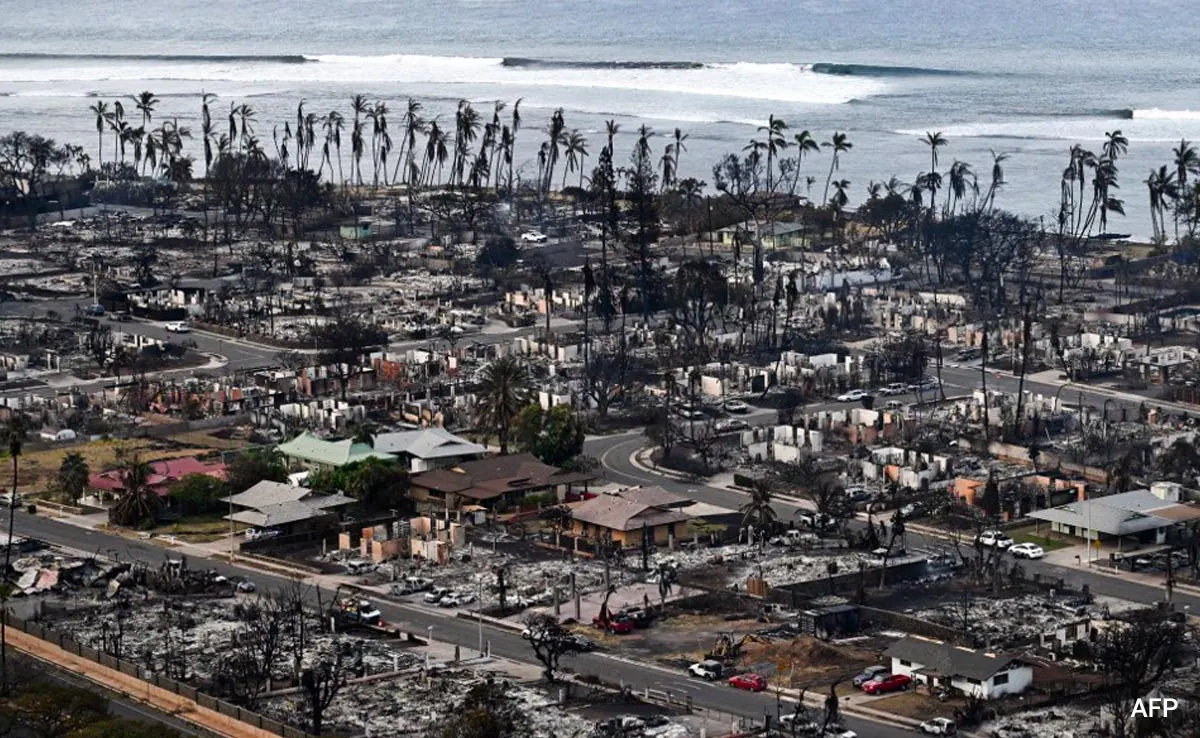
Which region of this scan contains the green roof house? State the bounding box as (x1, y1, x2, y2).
(277, 431, 396, 471)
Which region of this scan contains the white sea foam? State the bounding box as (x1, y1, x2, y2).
(896, 114, 1200, 143)
(1132, 108, 1200, 121)
(0, 54, 883, 106)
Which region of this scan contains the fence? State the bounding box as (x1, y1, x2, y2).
(7, 614, 312, 738)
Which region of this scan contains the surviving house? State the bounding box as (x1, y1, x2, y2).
(89, 456, 227, 501)
(223, 480, 354, 534)
(276, 431, 396, 471)
(1027, 484, 1200, 546)
(372, 427, 487, 473)
(884, 636, 1033, 699)
(568, 494, 692, 546)
(408, 453, 594, 510)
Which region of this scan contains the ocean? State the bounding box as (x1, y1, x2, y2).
(3, 0, 1198, 240)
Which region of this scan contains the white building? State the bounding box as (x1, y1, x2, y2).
(883, 636, 1033, 700)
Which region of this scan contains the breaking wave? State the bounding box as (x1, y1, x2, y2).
(0, 53, 884, 106)
(810, 62, 969, 77)
(0, 52, 309, 63)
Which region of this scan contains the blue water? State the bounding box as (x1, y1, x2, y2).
(3, 0, 1197, 239)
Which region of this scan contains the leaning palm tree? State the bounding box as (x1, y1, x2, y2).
(821, 131, 852, 204)
(107, 456, 162, 528)
(981, 149, 1009, 212)
(57, 452, 90, 503)
(672, 127, 688, 182)
(788, 129, 820, 196)
(543, 108, 566, 195)
(562, 129, 588, 189)
(739, 479, 777, 548)
(474, 356, 531, 454)
(349, 94, 369, 185)
(88, 100, 109, 170)
(756, 114, 789, 193)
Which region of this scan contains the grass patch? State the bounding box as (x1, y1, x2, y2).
(149, 514, 245, 542)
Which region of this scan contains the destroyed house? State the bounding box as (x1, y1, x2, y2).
(408, 453, 593, 510)
(884, 636, 1032, 699)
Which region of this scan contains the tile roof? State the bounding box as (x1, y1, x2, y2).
(884, 637, 1023, 681)
(277, 431, 396, 467)
(223, 480, 353, 511)
(228, 502, 339, 528)
(372, 428, 486, 460)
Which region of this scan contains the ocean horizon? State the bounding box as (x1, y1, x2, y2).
(4, 0, 1198, 240)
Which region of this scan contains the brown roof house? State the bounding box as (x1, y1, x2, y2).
(408, 453, 594, 510)
(569, 494, 692, 547)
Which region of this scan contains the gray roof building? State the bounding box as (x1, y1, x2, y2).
(372, 428, 487, 471)
(223, 480, 354, 530)
(884, 637, 1023, 682)
(1027, 489, 1200, 537)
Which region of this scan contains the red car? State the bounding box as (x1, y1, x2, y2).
(862, 673, 912, 695)
(592, 615, 634, 634)
(728, 673, 767, 692)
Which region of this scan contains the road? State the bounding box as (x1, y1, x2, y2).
(2, 510, 922, 738)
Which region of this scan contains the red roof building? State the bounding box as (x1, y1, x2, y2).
(89, 457, 227, 498)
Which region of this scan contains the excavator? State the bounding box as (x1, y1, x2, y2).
(706, 632, 770, 661)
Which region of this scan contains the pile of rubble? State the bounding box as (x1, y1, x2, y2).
(909, 592, 1143, 648)
(656, 544, 891, 587)
(262, 669, 593, 737)
(986, 707, 1100, 738)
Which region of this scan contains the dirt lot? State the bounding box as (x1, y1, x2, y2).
(734, 636, 877, 689)
(869, 691, 961, 720)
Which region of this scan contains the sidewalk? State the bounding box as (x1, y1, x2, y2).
(8, 626, 279, 738)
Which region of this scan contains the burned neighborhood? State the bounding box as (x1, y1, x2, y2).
(1, 83, 1200, 738)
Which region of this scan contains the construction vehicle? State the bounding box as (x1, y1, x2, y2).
(706, 632, 770, 661)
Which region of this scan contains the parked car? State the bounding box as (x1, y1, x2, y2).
(344, 559, 376, 575)
(84, 304, 105, 316)
(796, 511, 838, 529)
(390, 577, 432, 595)
(244, 528, 278, 541)
(1008, 542, 1045, 559)
(822, 729, 857, 738)
(520, 230, 547, 243)
(871, 546, 906, 558)
(723, 399, 750, 413)
(879, 383, 907, 396)
(770, 530, 819, 547)
(836, 389, 871, 403)
(919, 717, 958, 735)
(852, 665, 890, 687)
(592, 615, 634, 634)
(567, 634, 596, 651)
(716, 418, 750, 434)
(728, 673, 767, 692)
(861, 673, 912, 695)
(688, 660, 724, 680)
(424, 586, 452, 604)
(165, 321, 190, 333)
(778, 714, 820, 733)
(109, 310, 132, 322)
(977, 530, 1015, 549)
(908, 377, 941, 392)
(439, 592, 476, 608)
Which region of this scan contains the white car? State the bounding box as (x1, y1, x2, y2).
(836, 389, 870, 403)
(424, 586, 452, 604)
(919, 717, 958, 735)
(879, 383, 907, 396)
(724, 399, 749, 413)
(1008, 542, 1045, 559)
(165, 321, 190, 333)
(977, 530, 1015, 549)
(823, 729, 857, 738)
(520, 231, 547, 243)
(687, 660, 724, 680)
